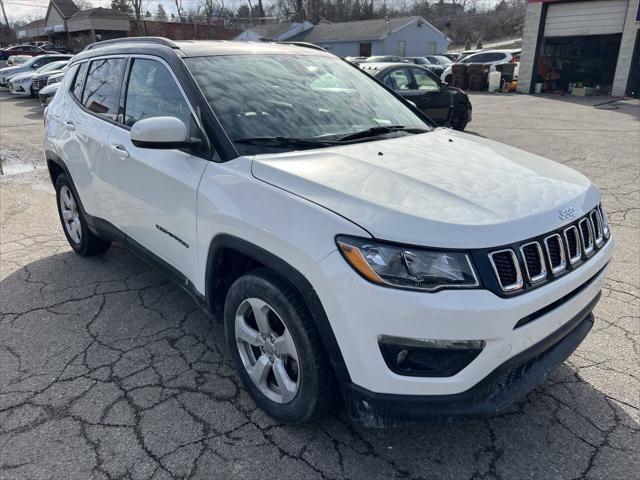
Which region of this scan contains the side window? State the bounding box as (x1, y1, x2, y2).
(83, 58, 126, 120)
(411, 68, 439, 92)
(71, 63, 88, 100)
(387, 68, 412, 91)
(123, 58, 192, 128)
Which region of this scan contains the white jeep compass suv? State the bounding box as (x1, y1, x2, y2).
(43, 38, 613, 424)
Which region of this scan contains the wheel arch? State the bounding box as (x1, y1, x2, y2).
(205, 234, 351, 385)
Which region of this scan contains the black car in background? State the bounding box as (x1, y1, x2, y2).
(360, 63, 472, 131)
(405, 57, 445, 77)
(31, 64, 67, 96)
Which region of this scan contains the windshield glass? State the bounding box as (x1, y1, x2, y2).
(37, 61, 66, 73)
(186, 54, 428, 155)
(435, 55, 453, 64)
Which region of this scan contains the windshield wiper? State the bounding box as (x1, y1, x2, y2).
(336, 125, 428, 142)
(234, 136, 337, 149)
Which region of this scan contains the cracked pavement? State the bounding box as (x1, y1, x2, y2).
(1, 91, 639, 479)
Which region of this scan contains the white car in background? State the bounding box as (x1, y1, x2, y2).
(0, 54, 72, 87)
(6, 55, 31, 66)
(8, 60, 69, 96)
(440, 49, 521, 84)
(38, 71, 65, 105)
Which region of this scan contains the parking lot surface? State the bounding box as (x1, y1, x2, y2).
(1, 90, 638, 479)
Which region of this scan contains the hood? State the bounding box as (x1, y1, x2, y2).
(9, 71, 36, 81)
(251, 129, 599, 248)
(40, 83, 60, 95)
(1, 65, 29, 78)
(36, 69, 64, 80)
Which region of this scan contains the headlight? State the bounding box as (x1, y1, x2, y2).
(336, 236, 479, 292)
(14, 78, 28, 84)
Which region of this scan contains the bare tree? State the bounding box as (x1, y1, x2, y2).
(131, 0, 144, 21)
(173, 0, 185, 21)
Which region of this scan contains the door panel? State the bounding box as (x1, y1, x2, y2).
(410, 68, 451, 123)
(103, 57, 207, 280)
(57, 61, 118, 224)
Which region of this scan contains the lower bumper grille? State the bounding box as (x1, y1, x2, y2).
(379, 336, 483, 377)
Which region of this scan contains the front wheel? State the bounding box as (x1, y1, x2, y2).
(224, 268, 336, 423)
(55, 173, 111, 256)
(449, 105, 469, 131)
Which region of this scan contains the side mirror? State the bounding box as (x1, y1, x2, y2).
(130, 116, 197, 149)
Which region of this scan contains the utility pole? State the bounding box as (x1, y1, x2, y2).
(0, 0, 10, 27)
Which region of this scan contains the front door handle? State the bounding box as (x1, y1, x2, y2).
(64, 121, 75, 131)
(109, 144, 129, 158)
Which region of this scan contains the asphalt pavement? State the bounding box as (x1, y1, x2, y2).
(1, 90, 638, 479)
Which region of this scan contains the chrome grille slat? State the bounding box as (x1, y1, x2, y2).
(579, 218, 595, 256)
(544, 233, 566, 274)
(564, 226, 582, 265)
(590, 209, 604, 247)
(520, 241, 547, 283)
(489, 249, 523, 292)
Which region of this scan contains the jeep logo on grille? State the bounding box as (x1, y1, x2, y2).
(558, 207, 576, 221)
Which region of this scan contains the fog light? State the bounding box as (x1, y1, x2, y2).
(396, 349, 409, 366)
(379, 335, 484, 377)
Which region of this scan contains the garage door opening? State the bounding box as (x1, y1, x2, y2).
(535, 34, 622, 95)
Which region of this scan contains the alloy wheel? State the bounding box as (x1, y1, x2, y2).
(235, 297, 300, 404)
(59, 185, 82, 244)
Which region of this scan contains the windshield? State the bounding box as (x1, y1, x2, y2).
(37, 61, 67, 73)
(429, 55, 452, 65)
(22, 57, 39, 67)
(186, 54, 429, 155)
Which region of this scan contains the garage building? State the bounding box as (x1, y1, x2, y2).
(518, 0, 639, 97)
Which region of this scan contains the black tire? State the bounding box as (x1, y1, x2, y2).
(55, 173, 111, 256)
(449, 105, 468, 131)
(224, 268, 336, 423)
(445, 74, 453, 85)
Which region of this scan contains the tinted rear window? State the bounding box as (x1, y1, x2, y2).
(82, 58, 126, 120)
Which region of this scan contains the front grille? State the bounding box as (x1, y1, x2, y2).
(486, 206, 609, 294)
(32, 77, 45, 91)
(520, 242, 547, 283)
(489, 249, 523, 291)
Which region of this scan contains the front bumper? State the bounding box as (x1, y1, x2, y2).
(306, 237, 612, 403)
(342, 297, 596, 424)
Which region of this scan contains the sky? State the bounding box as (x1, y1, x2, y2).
(4, 0, 505, 25)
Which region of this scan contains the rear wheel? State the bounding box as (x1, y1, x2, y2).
(224, 268, 335, 423)
(55, 174, 111, 256)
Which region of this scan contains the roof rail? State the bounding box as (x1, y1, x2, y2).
(276, 41, 327, 52)
(84, 36, 179, 51)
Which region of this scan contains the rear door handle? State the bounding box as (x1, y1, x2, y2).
(109, 144, 129, 158)
(64, 121, 75, 131)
